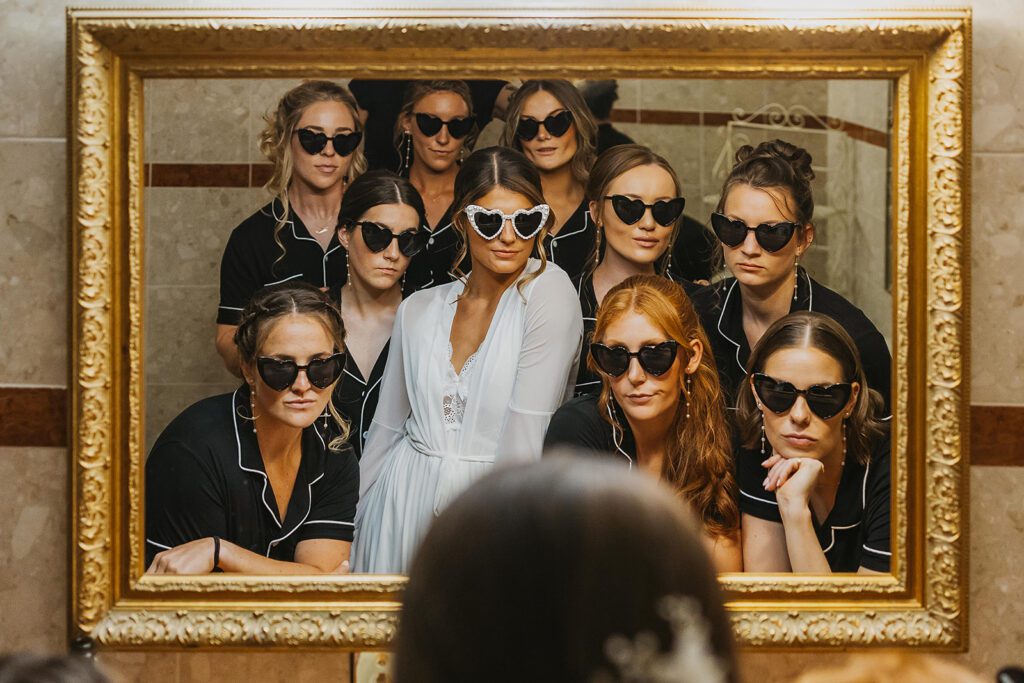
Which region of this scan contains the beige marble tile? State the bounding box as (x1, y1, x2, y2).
(640, 78, 703, 113)
(614, 122, 702, 205)
(144, 284, 236, 386)
(145, 381, 240, 454)
(612, 78, 641, 115)
(702, 79, 768, 117)
(96, 651, 179, 683)
(972, 0, 1024, 152)
(826, 79, 893, 132)
(0, 447, 68, 652)
(146, 79, 253, 164)
(177, 651, 351, 682)
(0, 140, 67, 385)
(145, 187, 268, 287)
(0, 0, 65, 138)
(970, 153, 1024, 403)
(763, 79, 829, 115)
(250, 79, 320, 164)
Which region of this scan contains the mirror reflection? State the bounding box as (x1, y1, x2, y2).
(142, 76, 893, 577)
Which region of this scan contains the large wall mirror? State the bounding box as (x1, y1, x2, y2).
(68, 6, 969, 651)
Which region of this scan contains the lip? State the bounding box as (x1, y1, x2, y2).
(633, 236, 661, 249)
(429, 148, 452, 155)
(534, 146, 558, 155)
(284, 399, 317, 409)
(623, 393, 656, 404)
(736, 262, 763, 271)
(782, 432, 817, 447)
(314, 165, 338, 173)
(491, 249, 520, 258)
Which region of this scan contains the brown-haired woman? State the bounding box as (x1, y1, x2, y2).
(352, 146, 583, 574)
(396, 458, 739, 683)
(147, 282, 358, 574)
(393, 80, 478, 290)
(500, 79, 599, 282)
(546, 275, 742, 572)
(216, 80, 366, 376)
(691, 139, 891, 412)
(332, 170, 428, 459)
(573, 144, 699, 395)
(736, 311, 890, 573)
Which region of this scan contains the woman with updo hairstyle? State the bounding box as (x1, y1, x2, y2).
(395, 458, 739, 683)
(352, 146, 583, 574)
(147, 282, 358, 574)
(573, 144, 699, 395)
(332, 170, 428, 459)
(736, 311, 890, 573)
(546, 275, 741, 572)
(691, 139, 891, 412)
(393, 80, 478, 291)
(500, 79, 599, 282)
(216, 80, 366, 376)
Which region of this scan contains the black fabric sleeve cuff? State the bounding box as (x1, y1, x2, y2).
(295, 520, 355, 543)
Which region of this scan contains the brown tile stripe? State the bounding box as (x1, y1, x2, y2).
(146, 163, 273, 188)
(0, 387, 67, 448)
(612, 108, 889, 149)
(1, 386, 1020, 464)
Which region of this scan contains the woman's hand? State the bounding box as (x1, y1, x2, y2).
(762, 455, 824, 509)
(147, 537, 216, 575)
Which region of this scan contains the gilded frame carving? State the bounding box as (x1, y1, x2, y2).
(68, 6, 970, 650)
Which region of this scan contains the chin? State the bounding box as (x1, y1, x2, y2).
(272, 409, 321, 430)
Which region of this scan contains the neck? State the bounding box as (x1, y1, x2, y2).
(288, 181, 343, 223)
(738, 271, 797, 327)
(254, 411, 304, 467)
(540, 164, 583, 206)
(342, 273, 403, 314)
(409, 161, 457, 196)
(463, 261, 526, 301)
(594, 250, 657, 300)
(624, 409, 675, 477)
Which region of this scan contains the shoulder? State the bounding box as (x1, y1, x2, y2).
(690, 278, 735, 322)
(224, 201, 281, 247)
(809, 278, 885, 341)
(528, 260, 576, 297)
(864, 425, 891, 485)
(148, 391, 239, 467)
(324, 442, 360, 480)
(545, 394, 611, 452)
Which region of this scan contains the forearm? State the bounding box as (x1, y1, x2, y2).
(215, 324, 243, 377)
(219, 540, 339, 575)
(779, 504, 832, 574)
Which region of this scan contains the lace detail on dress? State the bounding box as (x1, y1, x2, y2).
(443, 342, 479, 429)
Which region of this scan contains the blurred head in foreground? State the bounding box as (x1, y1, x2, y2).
(395, 455, 738, 683)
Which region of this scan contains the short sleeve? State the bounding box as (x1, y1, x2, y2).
(496, 269, 584, 463)
(145, 440, 227, 565)
(217, 227, 262, 325)
(859, 448, 892, 572)
(544, 397, 608, 455)
(735, 448, 782, 522)
(297, 448, 360, 544)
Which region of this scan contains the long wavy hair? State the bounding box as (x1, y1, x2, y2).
(499, 79, 598, 186)
(392, 80, 477, 174)
(589, 275, 739, 539)
(734, 311, 887, 466)
(233, 282, 350, 450)
(258, 80, 367, 268)
(450, 146, 551, 294)
(585, 144, 684, 281)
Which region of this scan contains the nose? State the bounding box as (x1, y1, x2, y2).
(321, 140, 336, 157)
(499, 217, 517, 244)
(789, 395, 812, 425)
(535, 123, 551, 142)
(637, 206, 656, 231)
(383, 238, 401, 261)
(626, 357, 646, 385)
(435, 124, 450, 145)
(292, 367, 313, 392)
(739, 228, 761, 257)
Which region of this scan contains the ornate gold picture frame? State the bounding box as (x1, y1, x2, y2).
(68, 6, 970, 650)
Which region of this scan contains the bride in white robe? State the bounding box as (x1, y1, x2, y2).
(353, 148, 584, 574)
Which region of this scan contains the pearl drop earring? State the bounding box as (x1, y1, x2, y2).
(684, 373, 692, 420)
(793, 256, 800, 301)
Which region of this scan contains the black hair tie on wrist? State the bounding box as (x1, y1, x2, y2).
(212, 536, 221, 572)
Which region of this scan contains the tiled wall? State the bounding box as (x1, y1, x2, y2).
(0, 1, 1022, 681)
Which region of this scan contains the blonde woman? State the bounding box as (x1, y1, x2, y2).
(216, 80, 366, 375)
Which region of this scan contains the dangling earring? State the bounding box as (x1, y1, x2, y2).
(760, 413, 766, 457)
(684, 373, 692, 420)
(249, 384, 258, 434)
(399, 132, 412, 176)
(594, 225, 602, 268)
(842, 416, 848, 466)
(458, 146, 465, 164)
(346, 257, 351, 285)
(793, 256, 800, 301)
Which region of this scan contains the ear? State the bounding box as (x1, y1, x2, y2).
(797, 222, 815, 257)
(240, 362, 257, 389)
(684, 339, 703, 375)
(846, 381, 861, 416)
(338, 225, 351, 250)
(401, 112, 413, 136)
(588, 199, 602, 225)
